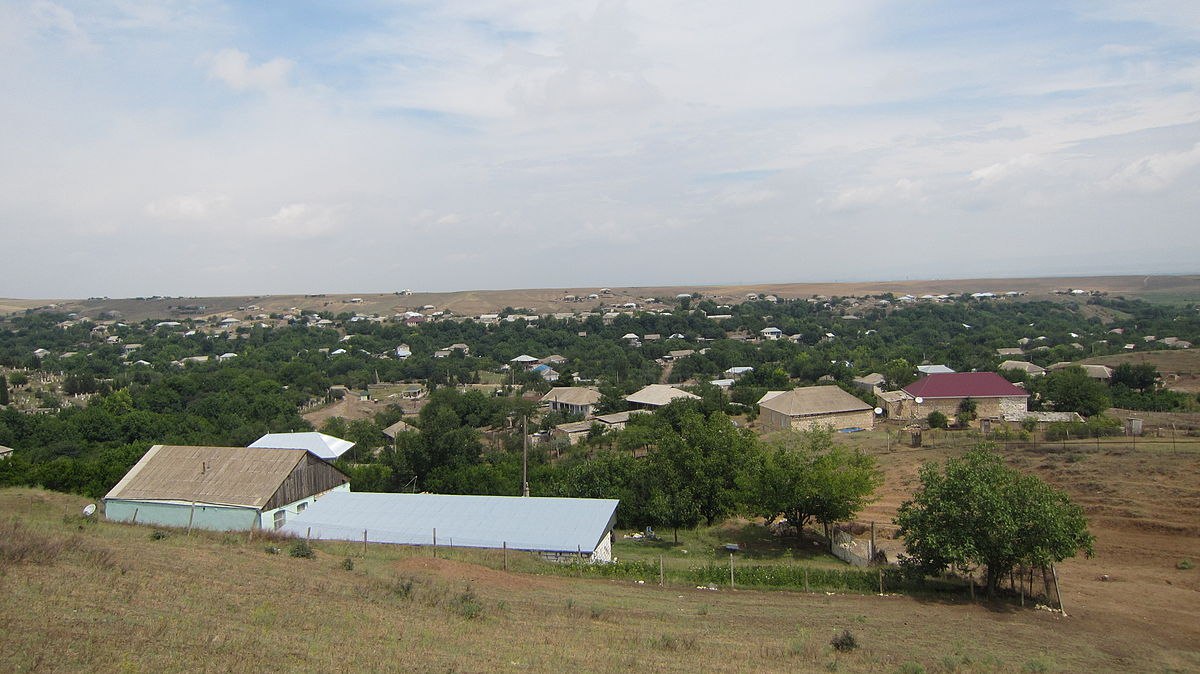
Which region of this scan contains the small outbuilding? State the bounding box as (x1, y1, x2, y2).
(103, 445, 350, 531)
(250, 432, 356, 461)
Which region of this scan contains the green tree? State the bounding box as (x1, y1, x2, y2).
(0, 373, 8, 406)
(1033, 366, 1110, 416)
(955, 397, 978, 427)
(895, 446, 1094, 597)
(741, 428, 881, 542)
(1111, 363, 1158, 393)
(927, 410, 948, 429)
(881, 358, 916, 390)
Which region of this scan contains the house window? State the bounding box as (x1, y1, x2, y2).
(297, 502, 307, 513)
(273, 510, 285, 529)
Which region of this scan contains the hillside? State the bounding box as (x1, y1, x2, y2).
(3, 431, 1199, 673)
(3, 274, 1199, 322)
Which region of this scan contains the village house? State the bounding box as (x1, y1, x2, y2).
(757, 386, 876, 432)
(540, 387, 602, 417)
(887, 372, 1030, 421)
(998, 360, 1046, 376)
(625, 384, 700, 410)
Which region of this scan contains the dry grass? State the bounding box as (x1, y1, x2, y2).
(1, 484, 1198, 673)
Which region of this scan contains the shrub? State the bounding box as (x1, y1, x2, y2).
(589, 605, 604, 620)
(1178, 559, 1195, 570)
(830, 630, 858, 653)
(448, 586, 483, 620)
(927, 411, 948, 429)
(150, 530, 169, 541)
(341, 557, 354, 571)
(264, 545, 281, 555)
(390, 577, 415, 599)
(898, 663, 926, 674)
(288, 540, 315, 559)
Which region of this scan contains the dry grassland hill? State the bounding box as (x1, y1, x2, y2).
(4, 274, 1199, 322)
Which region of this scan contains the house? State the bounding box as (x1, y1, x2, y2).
(898, 372, 1029, 420)
(625, 384, 700, 409)
(760, 327, 783, 340)
(381, 419, 417, 440)
(594, 411, 639, 431)
(551, 420, 595, 445)
(851, 373, 886, 394)
(1046, 363, 1113, 380)
(709, 378, 735, 389)
(510, 354, 540, 369)
(103, 445, 350, 531)
(998, 360, 1046, 377)
(281, 491, 619, 562)
(530, 364, 560, 382)
(725, 366, 754, 377)
(664, 349, 695, 361)
(395, 344, 412, 359)
(541, 354, 567, 365)
(249, 432, 356, 461)
(996, 347, 1024, 357)
(916, 364, 956, 376)
(540, 387, 602, 417)
(0, 445, 14, 460)
(757, 386, 875, 432)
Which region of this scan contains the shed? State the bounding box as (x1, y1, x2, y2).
(250, 432, 356, 461)
(103, 445, 350, 531)
(280, 492, 619, 562)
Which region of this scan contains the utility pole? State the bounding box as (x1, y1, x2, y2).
(522, 414, 530, 497)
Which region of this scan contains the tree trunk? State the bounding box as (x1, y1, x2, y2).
(986, 566, 999, 598)
(673, 527, 678, 544)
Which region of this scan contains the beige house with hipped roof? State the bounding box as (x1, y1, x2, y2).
(625, 384, 700, 409)
(758, 386, 875, 432)
(540, 387, 602, 417)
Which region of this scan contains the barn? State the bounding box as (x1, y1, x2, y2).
(249, 431, 355, 461)
(757, 386, 875, 432)
(281, 491, 620, 563)
(104, 445, 350, 531)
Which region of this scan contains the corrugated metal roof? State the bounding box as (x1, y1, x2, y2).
(104, 445, 306, 508)
(281, 492, 618, 554)
(249, 432, 355, 460)
(540, 387, 601, 406)
(904, 372, 1029, 399)
(625, 384, 700, 407)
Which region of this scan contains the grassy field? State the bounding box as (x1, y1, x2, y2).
(2, 461, 1198, 674)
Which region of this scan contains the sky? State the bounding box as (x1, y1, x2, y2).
(2, 1, 1199, 298)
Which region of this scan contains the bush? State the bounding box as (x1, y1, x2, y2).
(448, 586, 483, 620)
(288, 540, 315, 559)
(830, 629, 858, 652)
(927, 411, 948, 429)
(150, 530, 169, 541)
(341, 557, 354, 571)
(264, 545, 281, 555)
(1178, 559, 1195, 570)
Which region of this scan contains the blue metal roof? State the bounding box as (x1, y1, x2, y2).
(280, 492, 618, 554)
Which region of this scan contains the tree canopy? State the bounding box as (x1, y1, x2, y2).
(895, 446, 1094, 596)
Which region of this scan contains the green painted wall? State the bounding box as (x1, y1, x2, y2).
(104, 500, 259, 531)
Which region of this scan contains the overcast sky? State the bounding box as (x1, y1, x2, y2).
(2, 1, 1198, 298)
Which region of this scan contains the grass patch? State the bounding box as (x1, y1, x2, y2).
(0, 519, 68, 565)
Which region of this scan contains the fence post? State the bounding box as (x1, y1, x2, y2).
(433, 528, 437, 557)
(186, 501, 196, 535)
(503, 541, 508, 571)
(362, 529, 367, 558)
(804, 567, 809, 593)
(659, 555, 664, 587)
(729, 553, 735, 589)
(131, 507, 138, 525)
(879, 568, 884, 595)
(1051, 564, 1065, 615)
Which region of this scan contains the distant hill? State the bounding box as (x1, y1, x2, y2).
(3, 274, 1199, 322)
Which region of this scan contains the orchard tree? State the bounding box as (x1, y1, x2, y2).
(742, 428, 881, 542)
(895, 446, 1094, 597)
(1033, 366, 1110, 416)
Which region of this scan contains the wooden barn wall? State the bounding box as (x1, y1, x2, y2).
(266, 455, 349, 510)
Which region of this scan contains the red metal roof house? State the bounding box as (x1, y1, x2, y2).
(896, 372, 1029, 420)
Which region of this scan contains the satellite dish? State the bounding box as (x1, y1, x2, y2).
(82, 504, 97, 517)
(874, 407, 883, 415)
(915, 397, 924, 404)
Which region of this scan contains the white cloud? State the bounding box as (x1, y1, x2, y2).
(263, 203, 341, 239)
(144, 194, 229, 221)
(970, 154, 1043, 186)
(206, 48, 293, 92)
(1103, 142, 1200, 192)
(821, 179, 925, 213)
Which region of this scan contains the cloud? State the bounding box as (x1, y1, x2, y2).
(29, 0, 92, 51)
(1103, 142, 1200, 192)
(821, 179, 925, 213)
(262, 203, 341, 239)
(206, 48, 293, 92)
(144, 194, 229, 221)
(970, 154, 1042, 186)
